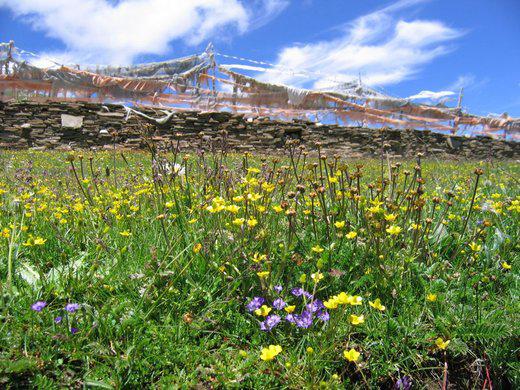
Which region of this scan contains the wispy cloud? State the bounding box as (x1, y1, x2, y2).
(256, 0, 463, 89)
(0, 0, 289, 65)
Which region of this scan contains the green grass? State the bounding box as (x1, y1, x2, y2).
(0, 147, 518, 388)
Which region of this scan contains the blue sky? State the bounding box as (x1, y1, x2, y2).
(0, 0, 519, 116)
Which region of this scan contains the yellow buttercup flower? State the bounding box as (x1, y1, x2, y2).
(348, 295, 363, 306)
(386, 225, 402, 236)
(311, 245, 324, 253)
(435, 338, 450, 350)
(349, 314, 365, 325)
(232, 218, 245, 226)
(469, 242, 482, 252)
(311, 272, 324, 283)
(247, 218, 258, 228)
(384, 213, 397, 222)
(502, 262, 511, 270)
(369, 298, 386, 311)
(426, 293, 437, 302)
(119, 230, 132, 237)
(324, 297, 339, 309)
(260, 345, 282, 361)
(252, 253, 267, 263)
(193, 243, 202, 254)
(284, 305, 296, 313)
(226, 204, 240, 214)
(257, 271, 270, 279)
(254, 305, 272, 317)
(346, 231, 358, 239)
(343, 348, 360, 362)
(33, 237, 47, 246)
(334, 221, 345, 229)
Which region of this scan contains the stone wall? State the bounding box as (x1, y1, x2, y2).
(1, 100, 519, 159)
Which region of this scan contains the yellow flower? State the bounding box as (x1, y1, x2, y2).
(336, 292, 350, 305)
(188, 218, 198, 224)
(426, 293, 437, 302)
(252, 253, 267, 263)
(119, 230, 132, 237)
(272, 205, 283, 213)
(435, 338, 450, 350)
(193, 243, 202, 254)
(232, 218, 245, 226)
(334, 221, 345, 229)
(165, 201, 174, 209)
(469, 242, 482, 252)
(324, 297, 339, 309)
(369, 298, 386, 311)
(311, 272, 324, 283)
(348, 295, 363, 306)
(349, 314, 365, 325)
(239, 350, 248, 358)
(284, 305, 296, 313)
(1, 228, 10, 238)
(346, 231, 358, 240)
(502, 261, 511, 270)
(255, 305, 272, 317)
(226, 204, 240, 214)
(260, 345, 282, 361)
(311, 245, 324, 253)
(343, 348, 360, 362)
(247, 218, 258, 228)
(306, 347, 314, 354)
(73, 203, 85, 212)
(384, 213, 397, 222)
(257, 271, 270, 279)
(386, 225, 402, 236)
(33, 237, 47, 246)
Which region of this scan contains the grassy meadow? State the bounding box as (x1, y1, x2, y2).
(0, 144, 519, 388)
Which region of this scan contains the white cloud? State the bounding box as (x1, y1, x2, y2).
(256, 0, 463, 89)
(0, 0, 288, 65)
(447, 74, 476, 91)
(407, 90, 455, 100)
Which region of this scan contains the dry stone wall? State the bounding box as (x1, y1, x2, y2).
(1, 100, 519, 159)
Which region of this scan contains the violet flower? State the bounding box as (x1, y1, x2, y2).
(274, 285, 283, 293)
(31, 301, 47, 312)
(395, 375, 412, 390)
(246, 297, 265, 312)
(273, 298, 286, 310)
(65, 303, 80, 313)
(54, 316, 63, 324)
(260, 314, 281, 331)
(294, 310, 313, 329)
(306, 299, 324, 313)
(316, 310, 330, 322)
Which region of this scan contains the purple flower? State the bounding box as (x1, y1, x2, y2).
(286, 314, 296, 323)
(316, 310, 330, 322)
(273, 298, 286, 310)
(294, 310, 313, 329)
(246, 297, 265, 312)
(260, 314, 281, 331)
(54, 316, 63, 324)
(395, 375, 412, 390)
(303, 291, 313, 299)
(70, 327, 79, 335)
(274, 285, 283, 293)
(291, 288, 304, 297)
(65, 303, 80, 313)
(31, 301, 47, 312)
(306, 299, 324, 313)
